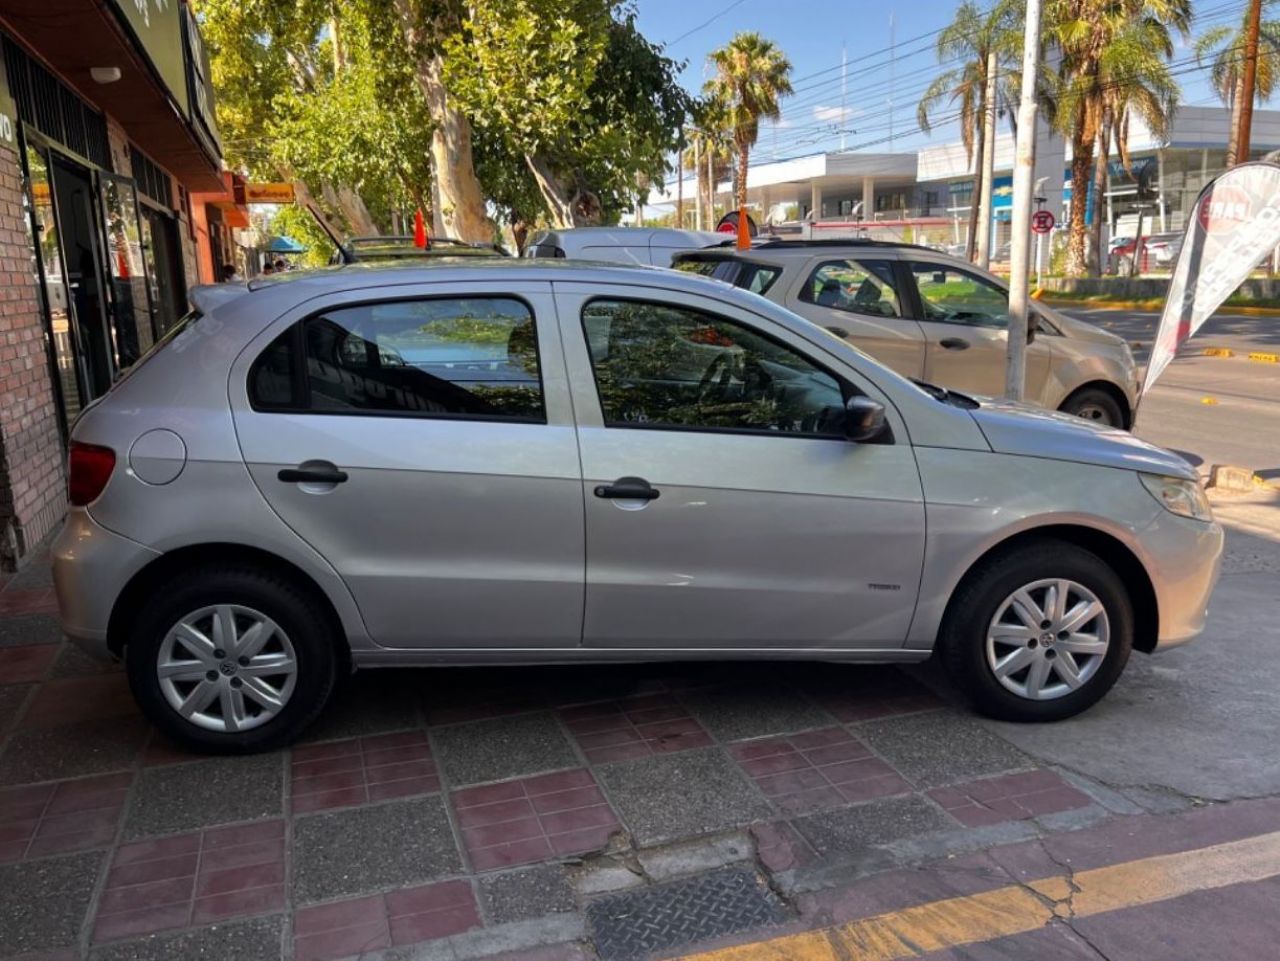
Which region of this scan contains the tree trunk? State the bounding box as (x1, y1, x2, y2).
(1066, 140, 1094, 277)
(394, 1, 492, 242)
(966, 112, 985, 262)
(291, 179, 346, 247)
(1087, 118, 1110, 277)
(736, 138, 750, 211)
(319, 181, 378, 236)
(524, 153, 579, 228)
(1226, 72, 1245, 166)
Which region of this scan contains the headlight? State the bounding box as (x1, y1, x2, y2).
(1139, 473, 1213, 521)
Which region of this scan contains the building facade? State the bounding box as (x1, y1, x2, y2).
(0, 0, 234, 568)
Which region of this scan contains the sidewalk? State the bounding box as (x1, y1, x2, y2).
(1, 507, 1277, 961)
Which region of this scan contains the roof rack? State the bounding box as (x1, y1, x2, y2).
(696, 237, 942, 255)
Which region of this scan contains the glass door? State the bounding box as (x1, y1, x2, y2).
(139, 205, 185, 335)
(23, 142, 87, 424)
(98, 173, 155, 368)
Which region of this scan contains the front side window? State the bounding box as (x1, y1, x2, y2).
(910, 264, 1008, 328)
(800, 259, 901, 318)
(582, 299, 847, 436)
(249, 297, 543, 420)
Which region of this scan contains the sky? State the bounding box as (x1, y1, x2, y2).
(631, 0, 1248, 163)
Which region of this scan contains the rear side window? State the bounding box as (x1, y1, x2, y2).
(799, 259, 901, 318)
(248, 297, 544, 421)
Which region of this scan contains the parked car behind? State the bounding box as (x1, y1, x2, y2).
(1109, 233, 1181, 275)
(54, 260, 1220, 752)
(674, 240, 1140, 427)
(524, 227, 727, 266)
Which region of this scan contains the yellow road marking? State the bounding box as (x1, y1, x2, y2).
(1248, 351, 1280, 363)
(1200, 396, 1219, 405)
(677, 830, 1280, 961)
(1202, 347, 1234, 357)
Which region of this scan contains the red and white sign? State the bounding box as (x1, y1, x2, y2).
(1031, 210, 1055, 234)
(1143, 162, 1280, 398)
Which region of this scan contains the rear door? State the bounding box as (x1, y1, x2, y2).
(781, 254, 927, 379)
(904, 259, 1052, 400)
(229, 281, 585, 650)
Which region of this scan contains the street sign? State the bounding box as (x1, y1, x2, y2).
(1031, 210, 1055, 234)
(242, 182, 296, 204)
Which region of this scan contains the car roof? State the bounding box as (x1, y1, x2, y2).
(530, 227, 726, 247)
(677, 238, 947, 261)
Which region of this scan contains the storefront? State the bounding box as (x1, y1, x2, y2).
(0, 0, 226, 566)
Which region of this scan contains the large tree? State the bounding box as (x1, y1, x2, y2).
(199, 0, 431, 238)
(1045, 0, 1190, 276)
(442, 0, 691, 228)
(917, 1, 1020, 262)
(1196, 1, 1280, 164)
(704, 33, 793, 216)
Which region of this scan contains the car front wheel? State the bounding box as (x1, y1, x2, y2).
(1060, 387, 1125, 428)
(940, 541, 1133, 722)
(126, 566, 338, 752)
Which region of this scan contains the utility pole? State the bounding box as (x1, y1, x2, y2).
(1005, 0, 1042, 400)
(975, 51, 998, 269)
(1235, 0, 1263, 165)
(693, 136, 703, 230)
(707, 143, 715, 224)
(840, 44, 848, 150)
(676, 137, 684, 231)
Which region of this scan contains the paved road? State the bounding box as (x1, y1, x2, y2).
(1059, 308, 1280, 479)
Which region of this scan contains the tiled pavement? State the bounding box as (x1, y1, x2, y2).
(0, 552, 1107, 961)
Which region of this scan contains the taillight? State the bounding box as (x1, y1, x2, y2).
(68, 442, 116, 506)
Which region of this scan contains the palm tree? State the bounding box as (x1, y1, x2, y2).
(1085, 16, 1183, 274)
(1046, 0, 1190, 277)
(918, 1, 1021, 262)
(1196, 1, 1280, 163)
(704, 33, 793, 217)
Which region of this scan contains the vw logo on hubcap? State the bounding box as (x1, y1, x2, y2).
(219, 661, 238, 676)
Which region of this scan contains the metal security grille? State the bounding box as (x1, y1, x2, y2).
(2, 34, 109, 169)
(129, 145, 172, 208)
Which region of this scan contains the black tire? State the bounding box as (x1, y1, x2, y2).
(125, 565, 339, 753)
(1059, 387, 1126, 428)
(939, 540, 1133, 722)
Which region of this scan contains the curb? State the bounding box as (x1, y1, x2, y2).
(1036, 295, 1280, 317)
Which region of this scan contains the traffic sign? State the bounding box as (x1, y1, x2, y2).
(1031, 210, 1055, 234)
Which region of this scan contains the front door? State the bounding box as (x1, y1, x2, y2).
(557, 285, 926, 651)
(230, 282, 584, 649)
(905, 260, 1052, 400)
(784, 255, 927, 380)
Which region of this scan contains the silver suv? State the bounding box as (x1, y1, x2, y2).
(674, 241, 1140, 427)
(53, 260, 1220, 752)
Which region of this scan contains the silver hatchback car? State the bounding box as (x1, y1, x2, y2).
(53, 261, 1222, 752)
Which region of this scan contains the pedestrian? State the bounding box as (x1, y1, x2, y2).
(220, 263, 242, 283)
(262, 262, 275, 276)
(274, 258, 288, 272)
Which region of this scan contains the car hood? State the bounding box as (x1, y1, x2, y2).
(968, 398, 1198, 480)
(1040, 307, 1128, 348)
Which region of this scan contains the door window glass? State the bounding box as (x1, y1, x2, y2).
(100, 177, 154, 367)
(249, 297, 544, 420)
(735, 262, 781, 295)
(581, 299, 847, 436)
(799, 259, 901, 318)
(910, 263, 1008, 327)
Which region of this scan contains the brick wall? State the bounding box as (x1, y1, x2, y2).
(0, 140, 66, 569)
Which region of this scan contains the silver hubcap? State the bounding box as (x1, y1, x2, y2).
(157, 604, 297, 733)
(1073, 403, 1112, 424)
(985, 578, 1110, 701)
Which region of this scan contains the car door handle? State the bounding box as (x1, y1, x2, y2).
(824, 326, 850, 339)
(594, 476, 660, 500)
(940, 337, 970, 350)
(278, 467, 349, 484)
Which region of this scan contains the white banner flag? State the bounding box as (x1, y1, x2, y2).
(1142, 161, 1280, 396)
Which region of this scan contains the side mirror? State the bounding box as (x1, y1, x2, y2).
(843, 395, 888, 443)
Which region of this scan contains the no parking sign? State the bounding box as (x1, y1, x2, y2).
(1031, 210, 1055, 234)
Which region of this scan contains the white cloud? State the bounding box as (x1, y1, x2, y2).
(812, 105, 860, 124)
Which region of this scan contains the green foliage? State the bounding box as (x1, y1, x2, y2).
(704, 32, 793, 152)
(1196, 3, 1280, 107)
(197, 0, 431, 235)
(443, 1, 690, 224)
(264, 206, 336, 268)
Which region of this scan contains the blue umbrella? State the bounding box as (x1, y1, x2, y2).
(264, 235, 307, 254)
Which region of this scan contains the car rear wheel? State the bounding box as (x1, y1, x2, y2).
(126, 566, 338, 752)
(1060, 387, 1125, 428)
(939, 541, 1133, 722)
